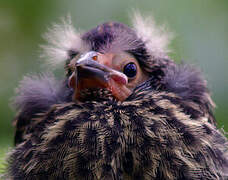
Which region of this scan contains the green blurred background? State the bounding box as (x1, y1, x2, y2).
(0, 0, 228, 166)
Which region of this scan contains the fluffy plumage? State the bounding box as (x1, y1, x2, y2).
(5, 12, 228, 180)
(132, 12, 172, 59)
(7, 82, 228, 179)
(12, 73, 73, 144)
(41, 16, 88, 67)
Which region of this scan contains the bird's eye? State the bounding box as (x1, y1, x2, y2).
(123, 62, 137, 78)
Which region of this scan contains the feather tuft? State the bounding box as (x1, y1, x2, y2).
(132, 11, 173, 59)
(12, 73, 72, 114)
(41, 16, 87, 67)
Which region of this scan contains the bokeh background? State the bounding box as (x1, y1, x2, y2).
(0, 0, 228, 168)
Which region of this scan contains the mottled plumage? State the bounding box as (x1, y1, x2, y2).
(5, 13, 228, 179)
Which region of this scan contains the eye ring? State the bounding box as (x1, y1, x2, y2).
(123, 62, 137, 78)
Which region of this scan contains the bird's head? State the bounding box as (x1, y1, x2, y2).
(57, 19, 171, 102)
(44, 13, 201, 103)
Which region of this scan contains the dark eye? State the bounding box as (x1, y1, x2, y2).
(123, 62, 137, 78)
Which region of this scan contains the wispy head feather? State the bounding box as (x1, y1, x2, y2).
(131, 11, 173, 59)
(41, 16, 87, 67)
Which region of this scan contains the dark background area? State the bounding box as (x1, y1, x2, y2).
(0, 0, 228, 165)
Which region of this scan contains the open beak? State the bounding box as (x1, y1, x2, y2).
(68, 51, 131, 101)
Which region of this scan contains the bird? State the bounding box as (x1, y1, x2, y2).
(5, 12, 228, 179)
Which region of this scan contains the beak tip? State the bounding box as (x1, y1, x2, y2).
(110, 71, 128, 85)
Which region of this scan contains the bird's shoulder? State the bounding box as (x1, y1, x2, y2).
(12, 73, 73, 145)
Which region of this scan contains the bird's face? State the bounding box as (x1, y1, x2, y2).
(68, 51, 149, 101)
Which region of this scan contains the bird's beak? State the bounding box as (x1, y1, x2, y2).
(68, 51, 131, 101)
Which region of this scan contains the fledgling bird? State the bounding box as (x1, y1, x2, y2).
(5, 13, 228, 179)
